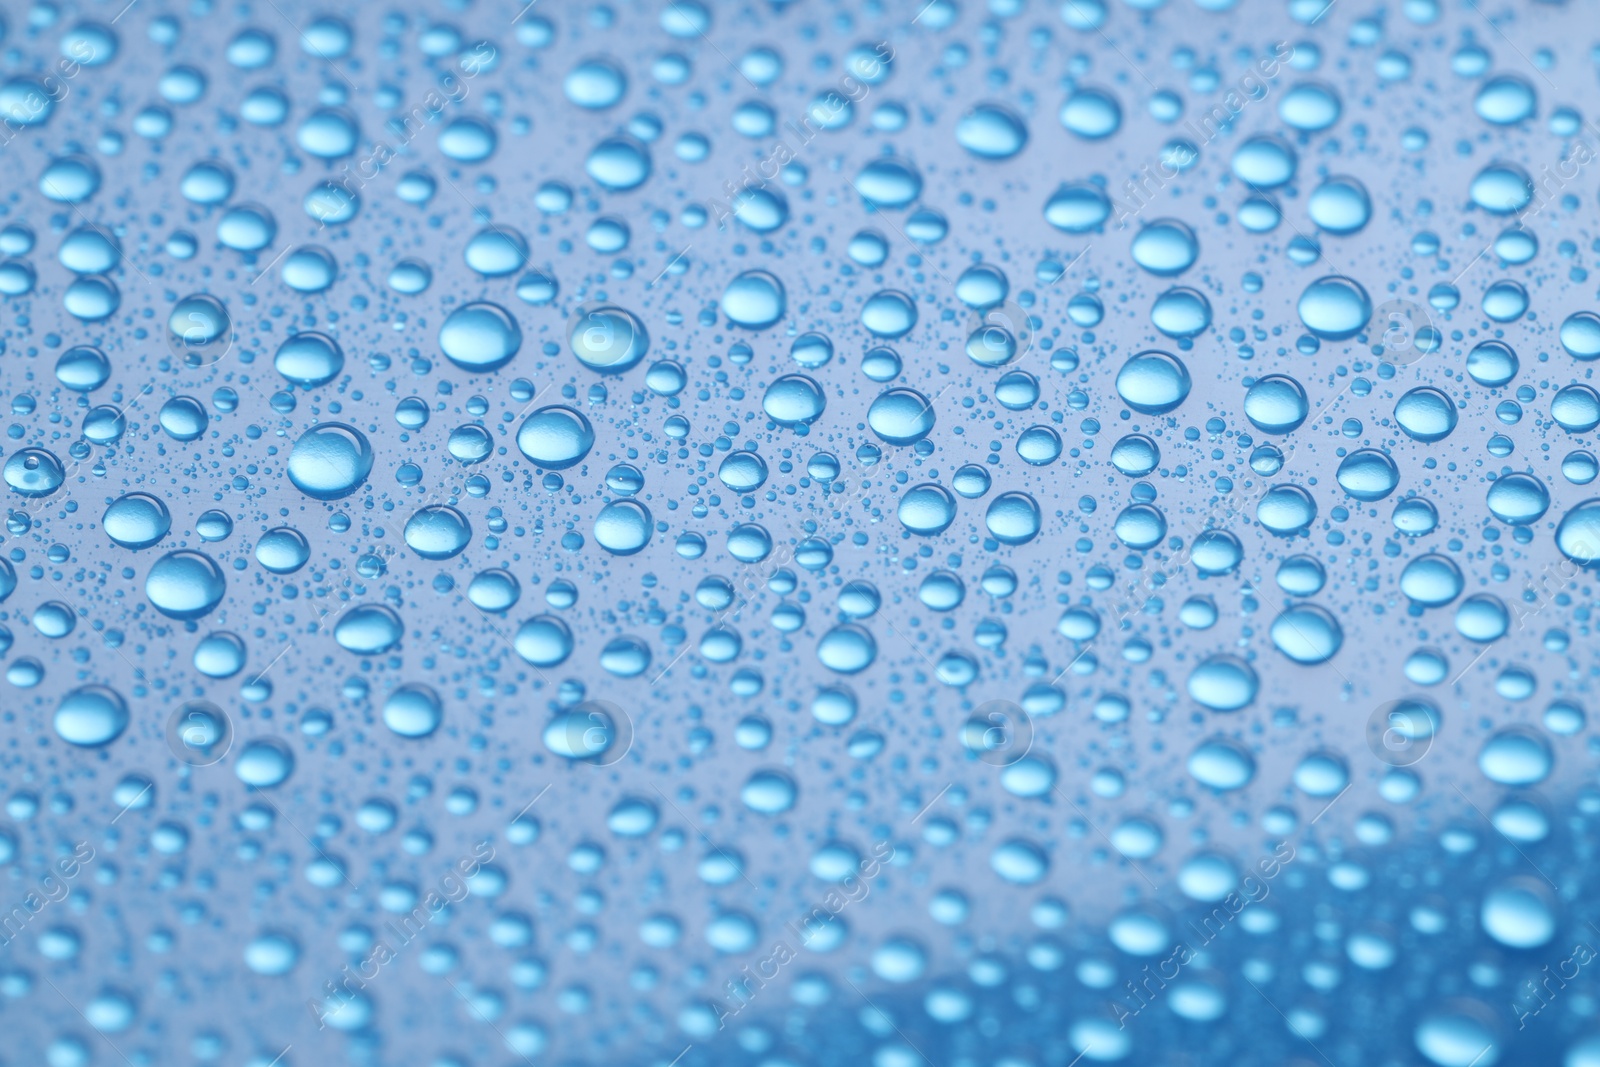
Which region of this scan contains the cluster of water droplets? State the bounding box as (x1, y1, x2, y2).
(6, 0, 1600, 1064)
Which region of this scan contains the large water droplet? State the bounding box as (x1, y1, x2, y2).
(287, 423, 373, 500)
(54, 685, 129, 747)
(1298, 275, 1372, 340)
(146, 550, 226, 619)
(404, 506, 472, 560)
(1115, 350, 1191, 414)
(439, 301, 522, 372)
(517, 406, 595, 469)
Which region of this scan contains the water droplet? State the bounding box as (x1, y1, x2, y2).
(1298, 275, 1372, 340)
(146, 550, 226, 619)
(439, 301, 522, 372)
(404, 506, 472, 560)
(570, 306, 648, 372)
(54, 685, 129, 747)
(956, 102, 1028, 159)
(1115, 350, 1191, 414)
(287, 423, 373, 500)
(517, 406, 595, 469)
(722, 270, 787, 328)
(383, 683, 443, 739)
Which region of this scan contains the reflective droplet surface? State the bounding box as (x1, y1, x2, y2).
(1557, 498, 1600, 562)
(103, 493, 171, 549)
(722, 270, 786, 328)
(1395, 387, 1457, 442)
(1481, 878, 1555, 949)
(287, 423, 373, 500)
(383, 683, 443, 739)
(861, 290, 917, 337)
(1475, 74, 1536, 125)
(54, 685, 129, 747)
(145, 551, 226, 619)
(570, 306, 649, 372)
(439, 301, 521, 372)
(593, 500, 653, 555)
(986, 492, 1041, 545)
(898, 484, 958, 536)
(763, 374, 827, 426)
(1244, 375, 1308, 434)
(517, 406, 594, 469)
(1485, 473, 1548, 525)
(867, 388, 935, 445)
(956, 102, 1028, 159)
(1337, 449, 1400, 502)
(4, 448, 65, 497)
(404, 506, 472, 560)
(1187, 655, 1259, 711)
(1116, 350, 1191, 414)
(1131, 219, 1198, 276)
(3, 12, 1597, 1063)
(1298, 275, 1372, 339)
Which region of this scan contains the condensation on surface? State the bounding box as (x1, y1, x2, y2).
(1, 1, 1599, 1065)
